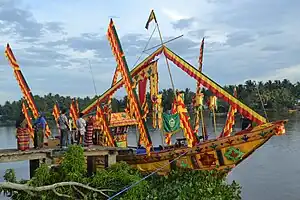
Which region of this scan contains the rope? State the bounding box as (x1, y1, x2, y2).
(107, 150, 188, 199)
(254, 81, 269, 122)
(132, 25, 157, 67)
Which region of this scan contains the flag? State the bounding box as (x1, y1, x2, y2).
(208, 96, 218, 111)
(145, 10, 157, 29)
(52, 103, 60, 123)
(218, 88, 237, 138)
(69, 99, 79, 126)
(163, 113, 181, 133)
(165, 133, 172, 145)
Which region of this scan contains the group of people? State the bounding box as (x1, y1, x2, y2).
(57, 109, 87, 148)
(15, 108, 94, 150)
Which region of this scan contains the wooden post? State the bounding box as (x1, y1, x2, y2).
(104, 150, 117, 168)
(87, 156, 96, 177)
(29, 159, 40, 178)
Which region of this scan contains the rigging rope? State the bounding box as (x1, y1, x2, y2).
(255, 82, 269, 122)
(132, 25, 157, 67)
(107, 150, 188, 199)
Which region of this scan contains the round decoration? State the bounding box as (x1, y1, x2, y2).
(224, 147, 244, 161)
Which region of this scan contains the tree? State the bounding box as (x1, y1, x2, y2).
(0, 145, 241, 200)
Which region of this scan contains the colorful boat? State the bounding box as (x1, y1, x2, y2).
(4, 10, 287, 174)
(80, 11, 287, 174)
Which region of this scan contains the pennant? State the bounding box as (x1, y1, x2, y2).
(145, 10, 157, 30)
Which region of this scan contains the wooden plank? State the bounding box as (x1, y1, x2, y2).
(0, 152, 47, 163)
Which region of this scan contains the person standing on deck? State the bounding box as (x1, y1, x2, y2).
(68, 118, 76, 145)
(85, 116, 94, 148)
(58, 109, 69, 148)
(76, 113, 86, 146)
(15, 112, 29, 150)
(33, 112, 46, 149)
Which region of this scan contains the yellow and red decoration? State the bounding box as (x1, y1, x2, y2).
(81, 48, 162, 115)
(218, 88, 238, 138)
(5, 44, 51, 137)
(107, 19, 152, 155)
(175, 92, 197, 147)
(69, 99, 79, 127)
(162, 46, 266, 125)
(96, 104, 115, 147)
(21, 102, 34, 139)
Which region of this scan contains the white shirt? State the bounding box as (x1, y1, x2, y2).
(76, 118, 86, 135)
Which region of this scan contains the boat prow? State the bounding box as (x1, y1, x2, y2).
(117, 120, 287, 175)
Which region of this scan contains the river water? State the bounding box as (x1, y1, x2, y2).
(0, 113, 299, 200)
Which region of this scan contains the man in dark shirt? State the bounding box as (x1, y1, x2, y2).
(33, 112, 46, 149)
(58, 109, 69, 148)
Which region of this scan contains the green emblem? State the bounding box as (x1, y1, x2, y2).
(169, 118, 175, 128)
(224, 147, 244, 161)
(180, 161, 188, 168)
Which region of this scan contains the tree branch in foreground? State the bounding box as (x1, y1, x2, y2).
(0, 181, 114, 198)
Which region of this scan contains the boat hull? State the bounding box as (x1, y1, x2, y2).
(117, 120, 287, 174)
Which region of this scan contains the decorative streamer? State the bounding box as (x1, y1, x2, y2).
(21, 102, 34, 139)
(96, 104, 115, 146)
(218, 88, 237, 138)
(5, 44, 51, 137)
(107, 19, 152, 155)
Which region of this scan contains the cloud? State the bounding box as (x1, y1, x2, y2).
(0, 0, 300, 105)
(226, 31, 256, 47)
(248, 64, 300, 83)
(172, 18, 196, 30)
(0, 0, 65, 41)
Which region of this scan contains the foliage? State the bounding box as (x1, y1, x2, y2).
(1, 79, 298, 126)
(0, 146, 241, 200)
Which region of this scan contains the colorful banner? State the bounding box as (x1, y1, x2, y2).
(163, 46, 266, 125)
(52, 103, 60, 123)
(150, 61, 159, 128)
(69, 99, 79, 127)
(21, 102, 34, 139)
(138, 77, 148, 119)
(96, 105, 115, 146)
(219, 88, 238, 138)
(107, 19, 152, 155)
(176, 93, 197, 147)
(5, 44, 51, 137)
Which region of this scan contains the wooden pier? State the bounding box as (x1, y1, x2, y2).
(0, 146, 133, 178)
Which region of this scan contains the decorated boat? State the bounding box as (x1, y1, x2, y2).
(4, 10, 287, 174)
(79, 10, 287, 173)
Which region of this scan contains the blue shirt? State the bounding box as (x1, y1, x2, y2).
(34, 116, 46, 129)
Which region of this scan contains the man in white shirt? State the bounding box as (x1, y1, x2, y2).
(76, 113, 86, 145)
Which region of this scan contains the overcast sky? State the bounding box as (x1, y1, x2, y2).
(0, 0, 299, 104)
